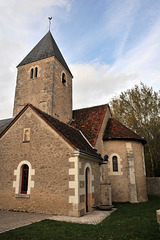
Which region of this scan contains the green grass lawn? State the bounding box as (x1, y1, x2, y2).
(0, 196, 160, 240)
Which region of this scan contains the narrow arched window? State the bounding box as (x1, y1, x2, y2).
(62, 73, 66, 85)
(30, 68, 34, 79)
(112, 156, 118, 172)
(21, 164, 29, 194)
(35, 67, 38, 78)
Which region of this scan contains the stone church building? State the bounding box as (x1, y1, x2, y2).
(0, 31, 147, 217)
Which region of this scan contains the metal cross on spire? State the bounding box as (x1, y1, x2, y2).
(48, 17, 52, 30)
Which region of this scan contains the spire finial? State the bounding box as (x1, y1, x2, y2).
(48, 17, 52, 31)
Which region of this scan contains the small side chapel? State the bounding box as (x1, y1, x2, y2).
(0, 31, 147, 217)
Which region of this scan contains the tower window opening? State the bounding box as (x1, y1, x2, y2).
(30, 68, 34, 79)
(35, 67, 38, 78)
(62, 73, 66, 85)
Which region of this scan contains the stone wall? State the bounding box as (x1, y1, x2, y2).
(68, 153, 101, 217)
(103, 140, 147, 203)
(0, 107, 74, 216)
(146, 177, 160, 195)
(13, 57, 72, 123)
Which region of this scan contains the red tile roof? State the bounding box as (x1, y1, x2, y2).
(71, 104, 109, 146)
(0, 104, 102, 159)
(103, 118, 146, 144)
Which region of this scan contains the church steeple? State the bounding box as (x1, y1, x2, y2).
(13, 31, 73, 123)
(17, 31, 72, 76)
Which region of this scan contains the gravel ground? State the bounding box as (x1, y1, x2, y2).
(48, 209, 116, 225)
(0, 209, 116, 233)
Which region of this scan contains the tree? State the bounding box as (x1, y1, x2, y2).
(110, 82, 160, 176)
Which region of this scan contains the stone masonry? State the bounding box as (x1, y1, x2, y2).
(13, 57, 72, 124)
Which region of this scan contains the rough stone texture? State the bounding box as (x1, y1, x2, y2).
(100, 182, 112, 205)
(102, 140, 147, 202)
(13, 57, 72, 123)
(147, 177, 160, 195)
(126, 142, 138, 203)
(0, 107, 74, 216)
(131, 141, 148, 202)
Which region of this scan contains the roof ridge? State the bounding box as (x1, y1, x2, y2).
(103, 117, 146, 144)
(73, 103, 108, 112)
(79, 130, 94, 149)
(17, 31, 72, 76)
(30, 105, 101, 156)
(110, 117, 142, 137)
(93, 104, 109, 144)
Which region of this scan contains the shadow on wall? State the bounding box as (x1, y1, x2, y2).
(146, 178, 160, 195)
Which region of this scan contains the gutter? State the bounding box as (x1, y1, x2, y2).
(74, 149, 103, 162)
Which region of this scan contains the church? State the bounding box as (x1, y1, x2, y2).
(0, 31, 147, 217)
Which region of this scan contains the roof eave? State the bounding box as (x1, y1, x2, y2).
(103, 137, 147, 145)
(74, 149, 103, 161)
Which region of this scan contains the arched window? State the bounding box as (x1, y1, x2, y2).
(62, 72, 66, 85)
(30, 68, 34, 79)
(112, 156, 118, 172)
(24, 129, 30, 142)
(35, 67, 38, 78)
(13, 160, 35, 195)
(21, 164, 29, 194)
(23, 128, 30, 142)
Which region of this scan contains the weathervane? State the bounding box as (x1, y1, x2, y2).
(48, 17, 52, 30)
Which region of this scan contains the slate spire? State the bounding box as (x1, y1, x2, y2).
(17, 31, 72, 76)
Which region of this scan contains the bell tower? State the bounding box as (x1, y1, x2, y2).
(13, 31, 73, 123)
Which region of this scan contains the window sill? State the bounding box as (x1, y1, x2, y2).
(15, 194, 30, 198)
(108, 171, 123, 176)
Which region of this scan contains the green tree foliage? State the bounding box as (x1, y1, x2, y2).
(110, 82, 160, 176)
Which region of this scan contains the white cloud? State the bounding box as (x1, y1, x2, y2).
(0, 0, 71, 119)
(104, 0, 140, 38)
(0, 0, 160, 119)
(71, 12, 160, 111)
(71, 61, 137, 110)
(110, 17, 160, 88)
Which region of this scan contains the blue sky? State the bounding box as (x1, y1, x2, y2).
(0, 0, 160, 119)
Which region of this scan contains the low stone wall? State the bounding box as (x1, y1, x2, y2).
(146, 177, 160, 195)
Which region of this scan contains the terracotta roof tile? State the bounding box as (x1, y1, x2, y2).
(103, 118, 146, 144)
(31, 105, 101, 156)
(71, 104, 109, 146)
(0, 104, 101, 159)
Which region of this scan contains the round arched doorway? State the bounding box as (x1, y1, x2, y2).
(85, 167, 92, 212)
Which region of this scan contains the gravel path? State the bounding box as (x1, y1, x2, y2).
(48, 209, 116, 225)
(0, 209, 116, 233)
